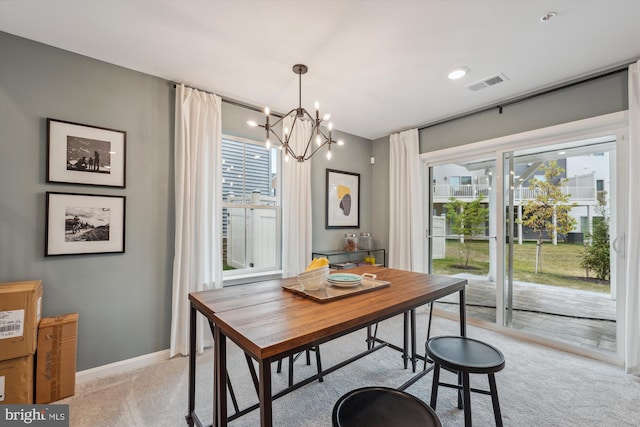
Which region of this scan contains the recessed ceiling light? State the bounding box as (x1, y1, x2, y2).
(540, 11, 557, 22)
(448, 67, 469, 80)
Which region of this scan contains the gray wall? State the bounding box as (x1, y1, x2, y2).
(0, 32, 374, 370)
(0, 33, 174, 370)
(371, 136, 390, 255)
(310, 130, 374, 252)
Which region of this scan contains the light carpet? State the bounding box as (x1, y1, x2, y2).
(61, 309, 640, 426)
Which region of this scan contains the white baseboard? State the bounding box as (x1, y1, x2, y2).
(75, 349, 170, 385)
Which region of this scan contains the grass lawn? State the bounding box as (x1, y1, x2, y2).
(432, 239, 611, 293)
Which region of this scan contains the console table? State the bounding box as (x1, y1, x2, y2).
(312, 248, 386, 268)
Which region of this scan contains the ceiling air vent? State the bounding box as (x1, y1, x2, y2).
(466, 73, 509, 91)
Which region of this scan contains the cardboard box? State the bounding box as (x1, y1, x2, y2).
(0, 354, 34, 403)
(35, 313, 78, 404)
(0, 280, 43, 361)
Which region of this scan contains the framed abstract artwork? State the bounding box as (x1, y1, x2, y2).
(47, 118, 126, 188)
(326, 169, 360, 229)
(45, 192, 126, 256)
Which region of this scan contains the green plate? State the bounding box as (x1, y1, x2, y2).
(327, 273, 362, 282)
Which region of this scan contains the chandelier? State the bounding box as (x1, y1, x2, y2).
(247, 64, 343, 162)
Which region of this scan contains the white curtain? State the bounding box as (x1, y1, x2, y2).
(389, 128, 425, 272)
(625, 60, 640, 375)
(281, 116, 313, 278)
(170, 85, 223, 357)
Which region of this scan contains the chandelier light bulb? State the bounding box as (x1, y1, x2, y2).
(285, 153, 290, 162)
(314, 101, 320, 110)
(247, 120, 258, 127)
(284, 127, 289, 135)
(337, 139, 344, 146)
(322, 113, 331, 121)
(264, 106, 270, 116)
(326, 150, 332, 160)
(316, 135, 321, 146)
(328, 122, 333, 131)
(265, 138, 271, 149)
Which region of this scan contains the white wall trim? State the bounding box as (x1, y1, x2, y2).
(75, 349, 171, 384)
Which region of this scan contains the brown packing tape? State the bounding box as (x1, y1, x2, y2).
(50, 325, 60, 398)
(35, 313, 78, 404)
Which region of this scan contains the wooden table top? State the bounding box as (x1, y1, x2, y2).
(189, 266, 466, 360)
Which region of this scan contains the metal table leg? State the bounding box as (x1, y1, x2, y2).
(403, 311, 409, 369)
(186, 304, 197, 426)
(214, 326, 228, 427)
(459, 288, 467, 337)
(410, 309, 417, 372)
(258, 357, 273, 427)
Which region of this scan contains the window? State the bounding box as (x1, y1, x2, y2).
(222, 135, 281, 276)
(596, 179, 605, 192)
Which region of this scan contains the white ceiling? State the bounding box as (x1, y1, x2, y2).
(1, 1, 639, 140)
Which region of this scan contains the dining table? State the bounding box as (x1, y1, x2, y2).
(186, 266, 467, 427)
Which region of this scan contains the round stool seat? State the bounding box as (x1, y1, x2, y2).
(426, 336, 505, 374)
(333, 386, 442, 427)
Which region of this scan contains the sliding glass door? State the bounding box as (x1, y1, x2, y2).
(425, 113, 628, 363)
(503, 137, 619, 353)
(429, 157, 499, 324)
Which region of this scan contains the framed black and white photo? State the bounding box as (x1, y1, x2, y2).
(326, 169, 360, 229)
(45, 192, 126, 256)
(47, 118, 126, 187)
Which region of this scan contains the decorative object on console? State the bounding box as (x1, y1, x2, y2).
(326, 169, 360, 228)
(344, 233, 357, 251)
(247, 64, 343, 162)
(359, 232, 372, 250)
(45, 192, 126, 256)
(47, 118, 126, 188)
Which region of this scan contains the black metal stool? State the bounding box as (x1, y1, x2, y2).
(332, 386, 442, 427)
(276, 346, 323, 386)
(426, 336, 505, 427)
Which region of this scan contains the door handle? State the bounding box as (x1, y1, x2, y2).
(612, 233, 625, 259)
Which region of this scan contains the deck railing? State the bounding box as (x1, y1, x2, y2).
(433, 184, 597, 202)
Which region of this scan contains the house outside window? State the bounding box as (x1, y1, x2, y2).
(222, 135, 281, 277)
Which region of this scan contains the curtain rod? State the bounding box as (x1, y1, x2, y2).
(172, 82, 284, 118)
(416, 61, 634, 132)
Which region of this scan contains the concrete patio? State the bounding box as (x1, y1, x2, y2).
(434, 273, 617, 353)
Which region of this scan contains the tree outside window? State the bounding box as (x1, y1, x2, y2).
(519, 160, 577, 273)
(445, 195, 489, 268)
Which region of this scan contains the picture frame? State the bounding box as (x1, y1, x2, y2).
(326, 169, 360, 229)
(47, 118, 126, 188)
(45, 192, 126, 256)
